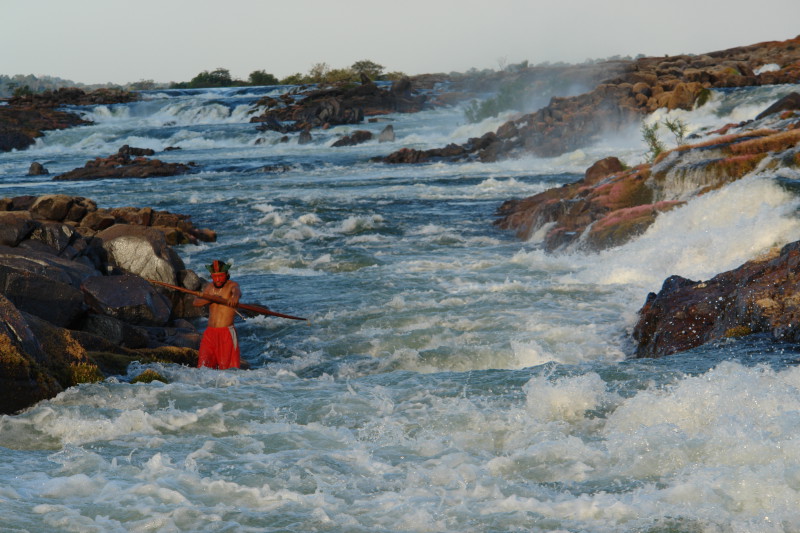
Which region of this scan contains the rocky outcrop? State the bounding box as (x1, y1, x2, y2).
(8, 87, 138, 108)
(0, 106, 88, 152)
(250, 77, 428, 136)
(633, 242, 800, 358)
(332, 130, 373, 147)
(494, 97, 800, 252)
(0, 193, 216, 245)
(0, 194, 220, 413)
(381, 35, 800, 163)
(53, 145, 193, 181)
(0, 88, 137, 153)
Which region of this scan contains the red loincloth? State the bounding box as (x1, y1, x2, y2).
(197, 326, 241, 369)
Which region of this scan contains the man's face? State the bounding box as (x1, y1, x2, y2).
(211, 272, 228, 288)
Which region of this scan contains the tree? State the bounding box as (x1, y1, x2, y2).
(188, 68, 233, 88)
(641, 122, 665, 162)
(249, 70, 279, 86)
(307, 62, 330, 83)
(351, 59, 384, 80)
(280, 72, 307, 85)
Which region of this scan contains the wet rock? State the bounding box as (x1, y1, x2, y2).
(250, 78, 427, 134)
(755, 92, 800, 120)
(0, 196, 212, 414)
(298, 129, 313, 145)
(494, 107, 800, 252)
(0, 295, 62, 414)
(27, 162, 49, 175)
(378, 124, 395, 143)
(633, 242, 800, 357)
(0, 106, 89, 152)
(332, 130, 373, 147)
(52, 147, 192, 181)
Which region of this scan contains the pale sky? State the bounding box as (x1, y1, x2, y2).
(2, 0, 799, 85)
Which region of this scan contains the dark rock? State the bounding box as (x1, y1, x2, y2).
(0, 213, 35, 246)
(755, 92, 800, 120)
(79, 314, 151, 348)
(0, 295, 62, 414)
(81, 274, 171, 326)
(633, 243, 800, 358)
(298, 129, 313, 145)
(0, 106, 89, 152)
(0, 257, 87, 327)
(332, 130, 373, 147)
(27, 162, 49, 175)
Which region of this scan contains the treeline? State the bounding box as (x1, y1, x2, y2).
(0, 59, 405, 98)
(171, 60, 406, 89)
(0, 74, 100, 98)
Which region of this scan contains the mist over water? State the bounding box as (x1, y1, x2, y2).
(2, 84, 800, 532)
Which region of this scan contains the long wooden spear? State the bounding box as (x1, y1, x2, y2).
(147, 279, 308, 321)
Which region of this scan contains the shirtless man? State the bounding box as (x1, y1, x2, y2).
(193, 260, 242, 369)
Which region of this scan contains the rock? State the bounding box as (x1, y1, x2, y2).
(378, 125, 395, 143)
(79, 314, 151, 349)
(755, 92, 800, 120)
(0, 295, 62, 414)
(298, 129, 313, 145)
(332, 130, 373, 147)
(0, 106, 89, 152)
(584, 157, 625, 186)
(494, 109, 800, 252)
(96, 224, 186, 284)
(81, 274, 172, 327)
(250, 78, 427, 134)
(632, 242, 800, 357)
(383, 35, 800, 163)
(0, 213, 34, 246)
(29, 194, 75, 221)
(27, 162, 49, 175)
(53, 156, 191, 181)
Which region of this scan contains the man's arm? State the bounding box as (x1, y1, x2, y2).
(193, 283, 213, 307)
(227, 281, 241, 308)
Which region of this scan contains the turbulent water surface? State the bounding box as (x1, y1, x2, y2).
(2, 84, 800, 532)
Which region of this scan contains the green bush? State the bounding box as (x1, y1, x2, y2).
(464, 78, 527, 123)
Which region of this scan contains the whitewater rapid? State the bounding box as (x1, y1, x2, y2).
(1, 82, 800, 532)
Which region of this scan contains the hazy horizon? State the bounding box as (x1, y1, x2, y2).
(2, 0, 799, 86)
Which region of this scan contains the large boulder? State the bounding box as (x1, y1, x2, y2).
(81, 274, 172, 326)
(0, 295, 62, 414)
(0, 246, 95, 327)
(97, 224, 185, 284)
(0, 212, 35, 246)
(633, 241, 800, 358)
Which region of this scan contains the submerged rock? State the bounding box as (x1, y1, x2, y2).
(53, 146, 192, 181)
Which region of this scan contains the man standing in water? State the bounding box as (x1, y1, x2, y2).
(193, 260, 241, 369)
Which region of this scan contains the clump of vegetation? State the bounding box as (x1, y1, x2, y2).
(70, 362, 104, 385)
(170, 59, 403, 90)
(663, 117, 689, 145)
(724, 325, 752, 338)
(642, 122, 666, 162)
(695, 88, 712, 108)
(131, 369, 168, 384)
(464, 78, 528, 123)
